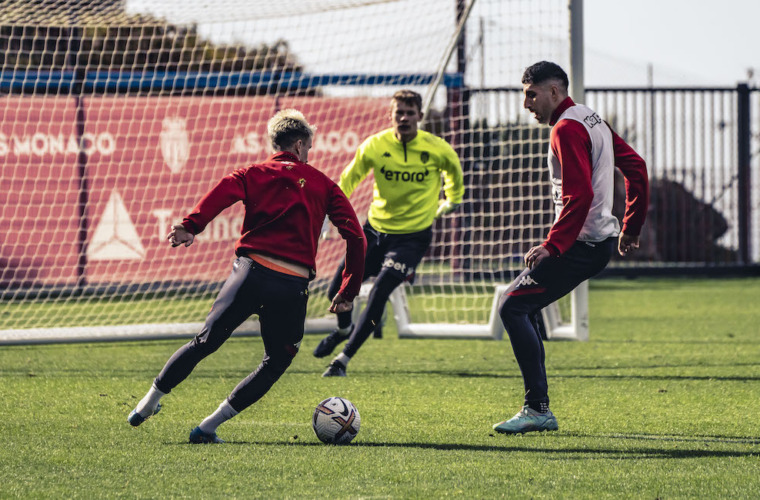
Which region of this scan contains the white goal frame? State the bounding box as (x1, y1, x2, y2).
(347, 280, 588, 342)
(0, 0, 588, 345)
(0, 281, 586, 344)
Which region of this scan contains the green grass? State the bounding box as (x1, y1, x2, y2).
(1, 277, 759, 499)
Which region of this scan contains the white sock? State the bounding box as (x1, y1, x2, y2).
(337, 324, 352, 336)
(135, 383, 166, 417)
(335, 352, 351, 366)
(198, 399, 239, 435)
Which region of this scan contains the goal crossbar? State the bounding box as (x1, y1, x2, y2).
(0, 0, 580, 344)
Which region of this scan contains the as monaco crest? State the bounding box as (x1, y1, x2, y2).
(160, 116, 190, 173)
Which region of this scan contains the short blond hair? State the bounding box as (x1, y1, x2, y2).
(267, 109, 316, 151)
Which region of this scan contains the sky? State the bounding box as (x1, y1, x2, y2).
(127, 0, 760, 89)
(584, 0, 760, 87)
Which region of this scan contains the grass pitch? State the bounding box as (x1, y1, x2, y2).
(1, 277, 759, 499)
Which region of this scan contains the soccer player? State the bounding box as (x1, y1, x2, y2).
(127, 109, 366, 443)
(314, 89, 465, 377)
(492, 61, 649, 434)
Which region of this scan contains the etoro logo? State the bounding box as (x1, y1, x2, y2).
(379, 165, 430, 183)
(160, 116, 190, 173)
(382, 257, 414, 277)
(87, 191, 145, 261)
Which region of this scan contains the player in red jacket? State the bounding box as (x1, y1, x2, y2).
(128, 109, 366, 443)
(493, 61, 649, 434)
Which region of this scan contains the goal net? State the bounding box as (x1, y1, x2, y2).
(0, 0, 582, 344)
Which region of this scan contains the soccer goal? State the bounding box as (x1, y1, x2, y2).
(0, 0, 587, 345)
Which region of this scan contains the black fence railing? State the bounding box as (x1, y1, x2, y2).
(460, 85, 759, 275)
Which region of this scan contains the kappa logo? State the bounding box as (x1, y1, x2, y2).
(87, 191, 145, 261)
(160, 116, 190, 173)
(382, 152, 392, 157)
(517, 275, 539, 287)
(583, 113, 603, 128)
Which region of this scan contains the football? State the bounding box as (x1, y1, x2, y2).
(312, 397, 361, 444)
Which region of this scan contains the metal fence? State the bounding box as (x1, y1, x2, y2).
(465, 85, 759, 273)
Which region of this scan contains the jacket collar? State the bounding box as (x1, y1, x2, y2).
(271, 151, 300, 163)
(550, 97, 575, 126)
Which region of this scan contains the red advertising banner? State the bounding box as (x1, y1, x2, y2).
(1, 95, 389, 288)
(0, 96, 82, 286)
(82, 96, 277, 283)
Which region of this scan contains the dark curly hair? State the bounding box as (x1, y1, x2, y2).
(522, 61, 569, 91)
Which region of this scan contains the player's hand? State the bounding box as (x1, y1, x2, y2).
(435, 200, 460, 218)
(618, 232, 640, 257)
(329, 293, 354, 314)
(524, 245, 550, 269)
(167, 224, 194, 248)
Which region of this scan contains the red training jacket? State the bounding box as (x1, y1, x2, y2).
(181, 151, 366, 301)
(543, 97, 649, 256)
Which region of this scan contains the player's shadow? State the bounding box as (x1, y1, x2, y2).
(405, 367, 760, 383)
(179, 433, 759, 459)
(566, 431, 760, 445)
(553, 373, 760, 382)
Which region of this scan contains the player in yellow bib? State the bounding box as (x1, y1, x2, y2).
(315, 89, 464, 377)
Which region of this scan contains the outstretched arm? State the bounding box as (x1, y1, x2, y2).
(181, 169, 247, 236)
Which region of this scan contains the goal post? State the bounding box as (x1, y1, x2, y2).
(0, 0, 586, 345)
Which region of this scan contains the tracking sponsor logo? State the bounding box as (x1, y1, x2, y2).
(517, 275, 538, 287)
(338, 399, 350, 417)
(88, 191, 145, 261)
(379, 165, 430, 183)
(0, 132, 115, 157)
(159, 116, 190, 173)
(232, 130, 361, 155)
(382, 257, 414, 277)
(583, 113, 603, 128)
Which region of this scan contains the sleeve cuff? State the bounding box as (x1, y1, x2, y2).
(181, 220, 199, 235)
(620, 224, 641, 237)
(542, 242, 561, 257)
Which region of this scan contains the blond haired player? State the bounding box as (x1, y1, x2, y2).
(128, 109, 366, 443)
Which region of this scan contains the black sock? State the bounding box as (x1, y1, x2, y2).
(526, 400, 550, 413)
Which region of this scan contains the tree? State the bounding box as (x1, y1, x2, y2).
(0, 0, 310, 96)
